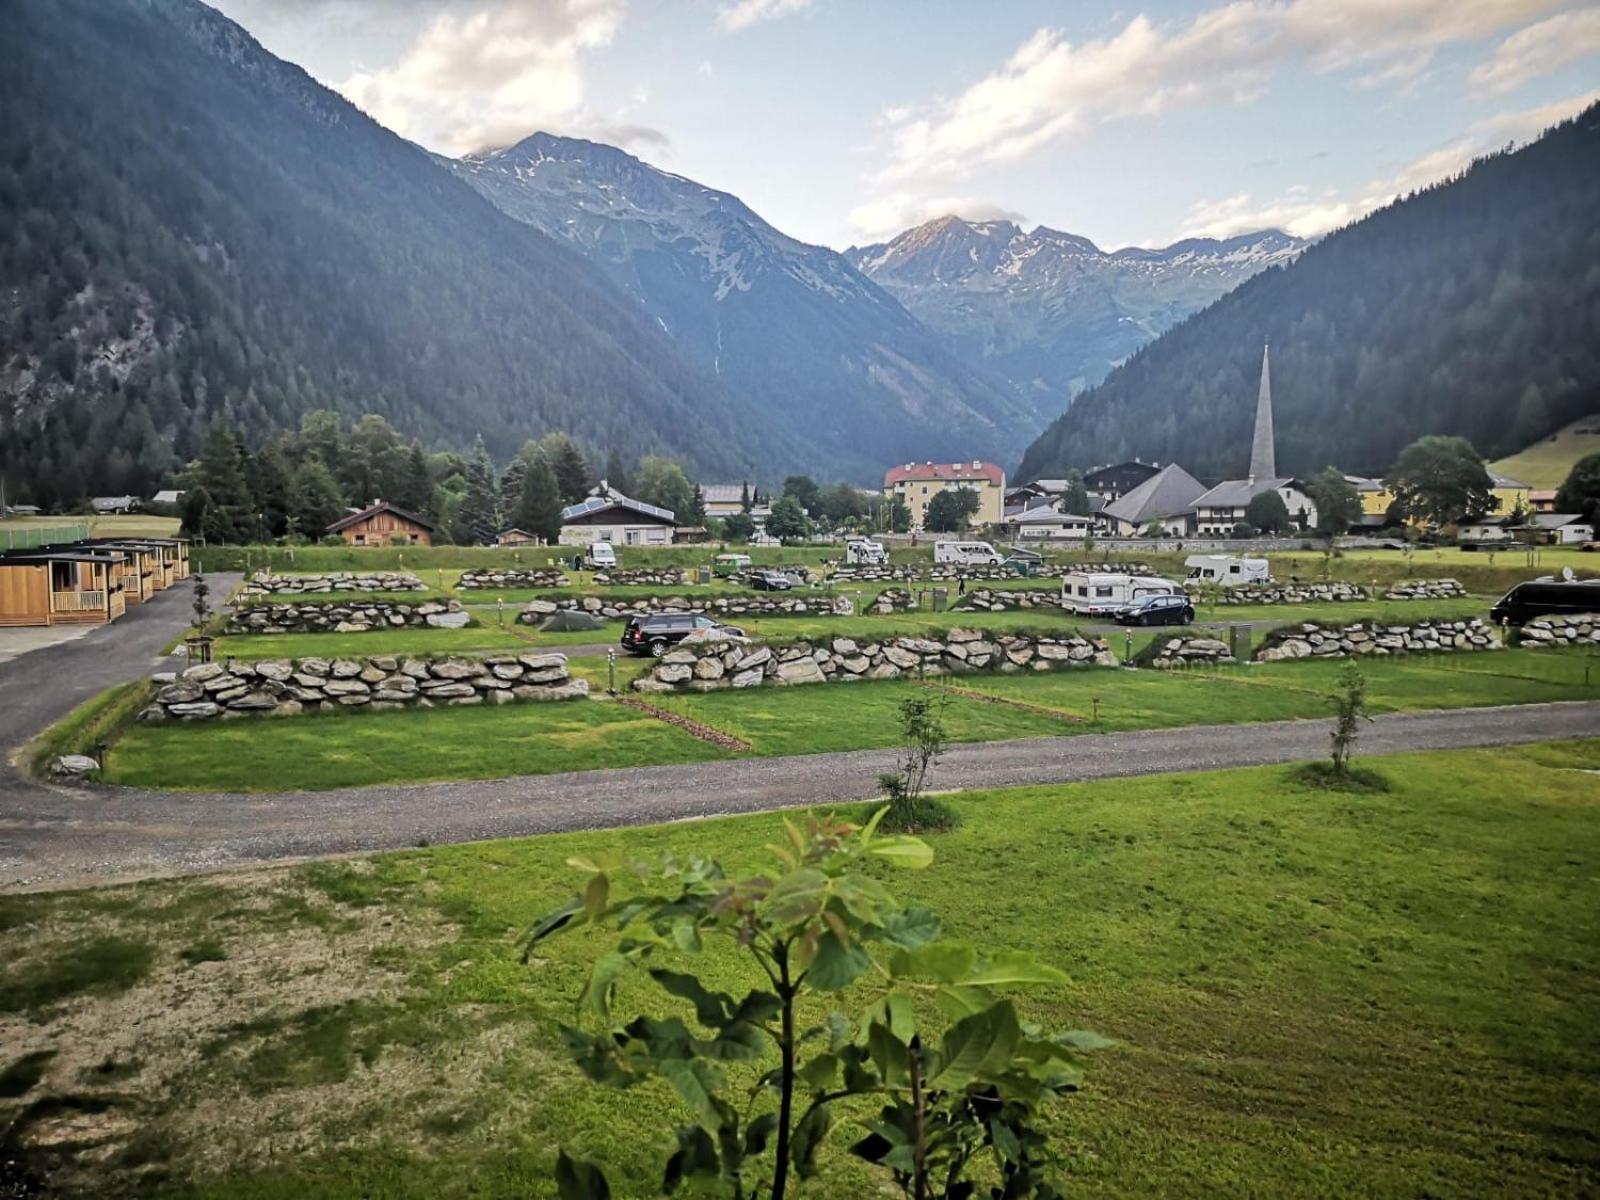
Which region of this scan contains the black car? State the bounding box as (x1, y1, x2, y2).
(621, 612, 745, 656)
(1489, 578, 1600, 626)
(750, 570, 793, 591)
(1113, 593, 1195, 626)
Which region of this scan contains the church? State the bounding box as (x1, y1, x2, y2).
(1188, 345, 1319, 536)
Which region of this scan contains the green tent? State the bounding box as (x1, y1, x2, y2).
(538, 610, 606, 632)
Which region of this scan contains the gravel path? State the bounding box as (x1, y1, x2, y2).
(2, 696, 1595, 894)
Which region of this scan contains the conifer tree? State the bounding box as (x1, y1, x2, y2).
(515, 452, 564, 543)
(454, 436, 500, 545)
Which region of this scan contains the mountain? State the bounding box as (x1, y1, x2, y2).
(847, 218, 1304, 404)
(0, 0, 787, 506)
(448, 134, 1037, 480)
(1018, 105, 1600, 484)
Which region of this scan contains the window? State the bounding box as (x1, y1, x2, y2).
(1095, 586, 1113, 597)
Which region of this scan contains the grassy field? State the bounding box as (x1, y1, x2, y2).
(3, 740, 1597, 1197)
(98, 648, 1600, 792)
(0, 513, 181, 549)
(1491, 411, 1600, 488)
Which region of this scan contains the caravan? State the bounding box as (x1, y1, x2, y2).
(1060, 571, 1183, 616)
(845, 538, 889, 566)
(1184, 555, 1269, 587)
(933, 540, 1003, 566)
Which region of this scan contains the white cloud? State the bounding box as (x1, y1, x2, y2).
(1470, 8, 1600, 94)
(715, 0, 811, 33)
(338, 0, 627, 155)
(874, 0, 1564, 185)
(1475, 86, 1600, 138)
(847, 194, 1026, 242)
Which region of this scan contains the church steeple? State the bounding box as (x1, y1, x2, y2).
(1248, 342, 1276, 483)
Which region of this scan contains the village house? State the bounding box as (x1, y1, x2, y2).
(884, 461, 1006, 531)
(558, 484, 676, 547)
(91, 495, 138, 515)
(700, 484, 752, 519)
(1095, 463, 1206, 537)
(326, 500, 435, 547)
(493, 528, 539, 548)
(1004, 504, 1095, 540)
(1083, 461, 1163, 503)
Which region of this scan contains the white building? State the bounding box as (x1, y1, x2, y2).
(558, 485, 676, 547)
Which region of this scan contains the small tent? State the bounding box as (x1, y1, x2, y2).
(538, 609, 606, 632)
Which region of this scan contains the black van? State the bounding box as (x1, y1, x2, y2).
(620, 612, 745, 656)
(1489, 578, 1600, 625)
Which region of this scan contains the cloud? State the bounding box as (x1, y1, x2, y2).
(337, 0, 627, 155)
(847, 194, 1026, 242)
(1177, 87, 1599, 240)
(1470, 8, 1600, 94)
(586, 122, 672, 152)
(715, 0, 812, 33)
(873, 0, 1564, 185)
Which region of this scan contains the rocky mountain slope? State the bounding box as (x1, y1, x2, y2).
(449, 135, 1037, 479)
(847, 218, 1304, 404)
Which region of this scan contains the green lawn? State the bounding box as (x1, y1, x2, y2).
(1491, 411, 1600, 488)
(100, 648, 1600, 792)
(3, 741, 1597, 1197)
(210, 624, 534, 661)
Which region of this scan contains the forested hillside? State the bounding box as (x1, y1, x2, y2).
(0, 0, 769, 507)
(1018, 105, 1600, 483)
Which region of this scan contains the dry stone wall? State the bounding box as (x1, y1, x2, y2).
(954, 588, 1067, 612)
(633, 629, 1116, 693)
(592, 568, 689, 587)
(1515, 612, 1600, 646)
(1191, 582, 1368, 605)
(868, 588, 918, 614)
(227, 598, 470, 634)
(1253, 618, 1501, 661)
(519, 593, 847, 623)
(140, 652, 585, 721)
(241, 572, 427, 596)
(457, 568, 569, 590)
(1382, 579, 1469, 600)
(1144, 635, 1236, 668)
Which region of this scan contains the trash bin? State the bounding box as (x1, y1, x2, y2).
(697, 567, 711, 584)
(932, 587, 949, 612)
(1228, 623, 1251, 660)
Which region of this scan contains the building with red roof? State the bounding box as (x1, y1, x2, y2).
(883, 460, 1006, 531)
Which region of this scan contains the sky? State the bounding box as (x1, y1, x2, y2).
(210, 0, 1600, 251)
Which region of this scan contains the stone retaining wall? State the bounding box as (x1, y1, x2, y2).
(457, 568, 569, 590)
(1515, 612, 1600, 646)
(592, 568, 689, 587)
(1253, 618, 1501, 661)
(633, 629, 1116, 692)
(226, 599, 469, 634)
(867, 588, 918, 614)
(1382, 578, 1469, 600)
(1190, 582, 1368, 605)
(1145, 635, 1235, 668)
(140, 652, 585, 721)
(834, 561, 1149, 583)
(241, 572, 427, 596)
(954, 588, 1067, 612)
(518, 592, 847, 622)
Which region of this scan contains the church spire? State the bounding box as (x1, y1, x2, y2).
(1248, 342, 1276, 482)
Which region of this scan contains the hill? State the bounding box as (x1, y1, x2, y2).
(1018, 104, 1600, 483)
(448, 135, 1035, 480)
(848, 218, 1303, 405)
(0, 0, 784, 507)
(1491, 413, 1600, 490)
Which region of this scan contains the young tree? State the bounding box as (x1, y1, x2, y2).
(541, 433, 593, 504)
(766, 494, 812, 542)
(739, 480, 753, 513)
(878, 694, 953, 832)
(924, 489, 980, 533)
(603, 447, 633, 498)
(888, 497, 912, 534)
(687, 483, 708, 527)
(192, 424, 257, 543)
(1328, 662, 1373, 776)
(286, 459, 346, 539)
(1244, 489, 1293, 535)
(529, 812, 1101, 1200)
(514, 452, 564, 544)
(723, 512, 756, 543)
(1386, 435, 1495, 527)
(1062, 472, 1092, 516)
(395, 442, 433, 516)
(180, 485, 212, 541)
(1555, 451, 1600, 526)
(1305, 467, 1361, 540)
(781, 475, 820, 514)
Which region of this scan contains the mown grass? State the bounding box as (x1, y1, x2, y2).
(98, 648, 1600, 792)
(210, 624, 533, 661)
(2, 742, 1597, 1197)
(25, 680, 152, 776)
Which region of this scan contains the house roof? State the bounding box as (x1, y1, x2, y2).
(1531, 512, 1590, 528)
(91, 495, 135, 510)
(1083, 461, 1161, 488)
(495, 528, 536, 539)
(151, 489, 184, 504)
(1191, 476, 1294, 510)
(701, 484, 748, 504)
(884, 461, 1005, 488)
(1103, 463, 1206, 524)
(1489, 470, 1530, 489)
(1012, 506, 1092, 525)
(1343, 474, 1387, 492)
(0, 548, 128, 565)
(560, 489, 676, 525)
(326, 499, 437, 534)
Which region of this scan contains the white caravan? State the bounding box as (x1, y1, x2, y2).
(1060, 572, 1183, 616)
(845, 538, 889, 566)
(585, 541, 618, 569)
(1184, 554, 1270, 587)
(933, 540, 1003, 566)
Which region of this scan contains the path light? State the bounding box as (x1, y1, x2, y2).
(607, 648, 617, 696)
(1125, 629, 1133, 662)
(1092, 696, 1101, 724)
(497, 597, 504, 627)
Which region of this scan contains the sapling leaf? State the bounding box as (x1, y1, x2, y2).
(807, 930, 872, 991)
(650, 969, 733, 1027)
(554, 1151, 610, 1200)
(866, 835, 934, 869)
(879, 905, 941, 949)
(961, 950, 1070, 988)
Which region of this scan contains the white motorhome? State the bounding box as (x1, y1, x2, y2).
(1060, 572, 1183, 615)
(585, 542, 618, 569)
(1184, 554, 1269, 587)
(933, 540, 1003, 566)
(845, 538, 889, 566)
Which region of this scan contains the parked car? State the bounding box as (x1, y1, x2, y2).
(621, 612, 747, 656)
(1113, 593, 1196, 626)
(1489, 577, 1600, 625)
(750, 570, 794, 591)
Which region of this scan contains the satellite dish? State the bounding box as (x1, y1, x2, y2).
(1562, 566, 1576, 582)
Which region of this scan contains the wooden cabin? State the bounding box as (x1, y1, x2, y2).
(327, 500, 435, 547)
(85, 541, 159, 603)
(0, 549, 128, 627)
(493, 528, 539, 548)
(74, 538, 189, 593)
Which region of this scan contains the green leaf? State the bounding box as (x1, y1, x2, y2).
(826, 1011, 852, 1052)
(555, 1151, 610, 1200)
(791, 1102, 834, 1178)
(728, 989, 782, 1026)
(744, 1112, 778, 1157)
(662, 1126, 718, 1194)
(583, 871, 609, 919)
(1053, 1029, 1116, 1051)
(867, 1020, 909, 1086)
(798, 1052, 839, 1090)
(649, 969, 732, 1027)
(930, 1001, 1022, 1092)
(523, 897, 582, 952)
(866, 834, 934, 869)
(961, 950, 1069, 988)
(882, 991, 916, 1044)
(989, 1116, 1023, 1163)
(658, 1058, 728, 1132)
(580, 950, 628, 1022)
(934, 984, 995, 1022)
(878, 906, 941, 950)
(696, 1021, 766, 1062)
(890, 941, 975, 983)
(806, 930, 872, 991)
(860, 804, 889, 843)
(831, 874, 891, 924)
(765, 868, 828, 924)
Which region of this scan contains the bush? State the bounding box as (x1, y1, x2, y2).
(1290, 761, 1391, 793)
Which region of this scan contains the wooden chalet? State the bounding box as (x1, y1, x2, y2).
(327, 500, 435, 547)
(493, 528, 539, 548)
(0, 547, 129, 627)
(72, 537, 191, 595)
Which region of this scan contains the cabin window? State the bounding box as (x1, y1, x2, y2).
(353, 534, 366, 545)
(1095, 586, 1113, 597)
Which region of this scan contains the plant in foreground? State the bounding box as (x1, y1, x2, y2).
(526, 810, 1105, 1199)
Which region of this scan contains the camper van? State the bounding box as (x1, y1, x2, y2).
(845, 538, 889, 566)
(585, 542, 618, 569)
(1184, 555, 1269, 588)
(933, 540, 1003, 567)
(1060, 572, 1183, 616)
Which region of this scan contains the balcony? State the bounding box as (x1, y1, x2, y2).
(51, 590, 106, 613)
